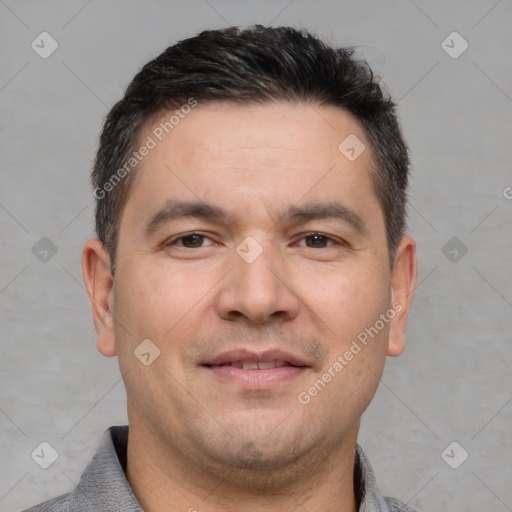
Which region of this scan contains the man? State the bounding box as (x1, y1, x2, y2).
(24, 25, 418, 512)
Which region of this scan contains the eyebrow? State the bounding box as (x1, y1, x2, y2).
(144, 200, 226, 236)
(283, 202, 368, 236)
(144, 199, 368, 237)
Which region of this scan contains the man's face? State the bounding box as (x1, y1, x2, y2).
(88, 101, 414, 474)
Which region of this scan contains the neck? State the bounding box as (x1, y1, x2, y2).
(126, 421, 359, 512)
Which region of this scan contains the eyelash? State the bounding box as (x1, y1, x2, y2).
(165, 232, 343, 249)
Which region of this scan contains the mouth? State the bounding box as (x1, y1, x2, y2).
(205, 360, 301, 370)
(202, 349, 311, 388)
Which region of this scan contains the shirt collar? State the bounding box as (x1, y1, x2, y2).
(69, 426, 142, 512)
(355, 444, 396, 511)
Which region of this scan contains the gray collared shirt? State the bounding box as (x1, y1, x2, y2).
(21, 426, 419, 512)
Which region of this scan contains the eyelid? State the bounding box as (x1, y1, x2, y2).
(164, 232, 216, 248)
(295, 232, 345, 247)
(162, 231, 346, 250)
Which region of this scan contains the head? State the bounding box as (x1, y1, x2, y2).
(83, 25, 416, 486)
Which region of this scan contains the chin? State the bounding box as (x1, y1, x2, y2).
(189, 417, 321, 474)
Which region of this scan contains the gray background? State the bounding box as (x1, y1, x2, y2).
(1, 1, 511, 510)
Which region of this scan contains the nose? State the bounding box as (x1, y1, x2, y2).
(214, 242, 301, 325)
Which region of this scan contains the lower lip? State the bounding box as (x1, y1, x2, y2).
(204, 365, 309, 387)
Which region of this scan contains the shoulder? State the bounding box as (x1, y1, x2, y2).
(19, 492, 71, 512)
(384, 496, 421, 512)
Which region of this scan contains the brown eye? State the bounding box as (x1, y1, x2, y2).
(181, 234, 204, 248)
(169, 233, 214, 249)
(302, 234, 333, 248)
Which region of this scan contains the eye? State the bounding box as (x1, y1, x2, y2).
(298, 233, 338, 248)
(166, 233, 215, 249)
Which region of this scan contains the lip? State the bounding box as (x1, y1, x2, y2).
(206, 365, 308, 387)
(202, 349, 311, 389)
(203, 349, 310, 368)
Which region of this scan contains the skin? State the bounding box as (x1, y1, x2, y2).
(82, 101, 417, 512)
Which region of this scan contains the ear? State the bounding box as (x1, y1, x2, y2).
(81, 238, 117, 357)
(387, 235, 417, 357)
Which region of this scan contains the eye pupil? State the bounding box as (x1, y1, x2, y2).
(183, 234, 203, 248)
(307, 234, 327, 248)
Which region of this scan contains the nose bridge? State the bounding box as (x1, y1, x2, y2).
(215, 236, 299, 324)
(238, 238, 281, 289)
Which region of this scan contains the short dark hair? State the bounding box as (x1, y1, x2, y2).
(92, 25, 410, 273)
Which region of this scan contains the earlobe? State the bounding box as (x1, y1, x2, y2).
(81, 238, 117, 357)
(387, 236, 417, 357)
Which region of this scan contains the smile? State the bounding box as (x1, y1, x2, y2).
(210, 360, 292, 370)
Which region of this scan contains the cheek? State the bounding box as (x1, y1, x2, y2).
(112, 265, 201, 405)
(295, 262, 391, 344)
(320, 269, 391, 405)
(114, 259, 219, 351)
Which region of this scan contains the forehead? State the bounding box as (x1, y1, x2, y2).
(124, 101, 382, 231)
(141, 101, 370, 168)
